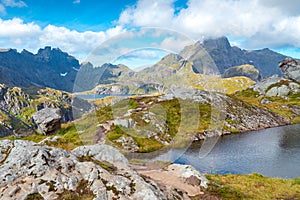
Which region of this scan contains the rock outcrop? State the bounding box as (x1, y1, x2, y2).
(222, 64, 261, 81)
(253, 58, 300, 97)
(279, 57, 300, 82)
(160, 90, 290, 135)
(0, 140, 207, 199)
(32, 108, 62, 134)
(0, 85, 92, 137)
(222, 93, 290, 132)
(0, 84, 30, 116)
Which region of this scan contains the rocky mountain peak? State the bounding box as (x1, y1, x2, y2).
(35, 46, 79, 67)
(81, 61, 93, 68)
(177, 36, 286, 77)
(0, 48, 19, 57)
(203, 36, 231, 50)
(21, 49, 34, 56)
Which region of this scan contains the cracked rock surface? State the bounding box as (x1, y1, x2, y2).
(0, 140, 170, 200)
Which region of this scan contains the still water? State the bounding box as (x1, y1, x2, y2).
(150, 125, 300, 178)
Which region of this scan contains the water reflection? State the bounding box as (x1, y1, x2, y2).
(131, 125, 300, 178)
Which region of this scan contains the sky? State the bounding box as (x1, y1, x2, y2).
(0, 0, 300, 68)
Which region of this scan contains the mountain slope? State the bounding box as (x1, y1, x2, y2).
(0, 47, 79, 92)
(74, 62, 136, 92)
(179, 37, 286, 77)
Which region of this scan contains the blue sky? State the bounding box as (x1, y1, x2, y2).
(2, 0, 137, 31)
(0, 0, 300, 69)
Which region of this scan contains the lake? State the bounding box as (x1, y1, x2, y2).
(146, 125, 300, 178)
(75, 94, 136, 100)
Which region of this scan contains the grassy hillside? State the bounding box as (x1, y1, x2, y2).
(233, 88, 300, 124)
(206, 173, 300, 199)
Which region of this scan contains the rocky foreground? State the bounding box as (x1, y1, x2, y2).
(0, 140, 208, 200)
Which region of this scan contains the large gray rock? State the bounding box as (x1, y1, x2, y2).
(253, 75, 281, 95)
(279, 57, 300, 82)
(277, 85, 290, 96)
(113, 118, 135, 128)
(265, 85, 291, 97)
(222, 64, 261, 81)
(0, 140, 168, 200)
(71, 144, 129, 169)
(289, 82, 300, 93)
(253, 71, 300, 97)
(32, 108, 62, 134)
(265, 87, 279, 97)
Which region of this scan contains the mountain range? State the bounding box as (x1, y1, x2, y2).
(0, 47, 78, 92)
(0, 37, 288, 93)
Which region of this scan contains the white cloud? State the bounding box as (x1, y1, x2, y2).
(119, 0, 175, 27)
(73, 0, 80, 4)
(2, 0, 27, 7)
(118, 0, 300, 50)
(159, 36, 194, 52)
(0, 17, 125, 61)
(0, 18, 41, 37)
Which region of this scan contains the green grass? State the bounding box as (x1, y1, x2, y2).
(111, 98, 140, 117)
(233, 88, 300, 122)
(17, 107, 36, 124)
(103, 97, 216, 153)
(25, 193, 44, 200)
(206, 173, 300, 200)
(95, 106, 113, 124)
(77, 154, 117, 173)
(106, 125, 164, 153)
(18, 123, 83, 150)
(106, 125, 126, 141)
(133, 137, 164, 153)
(159, 99, 181, 137)
(57, 179, 95, 200)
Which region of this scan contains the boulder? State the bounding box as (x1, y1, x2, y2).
(277, 85, 290, 96)
(0, 140, 169, 200)
(114, 118, 135, 128)
(71, 144, 129, 169)
(222, 64, 261, 81)
(289, 82, 300, 93)
(253, 75, 281, 95)
(265, 87, 277, 97)
(32, 108, 62, 134)
(279, 57, 300, 82)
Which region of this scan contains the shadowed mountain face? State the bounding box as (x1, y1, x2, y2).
(0, 47, 135, 93)
(73, 62, 136, 92)
(0, 47, 79, 92)
(179, 37, 286, 77)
